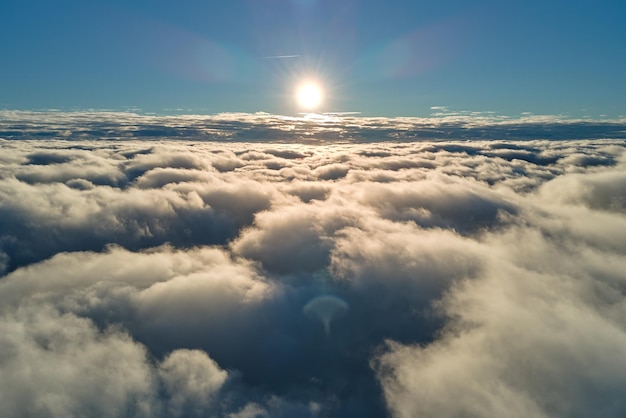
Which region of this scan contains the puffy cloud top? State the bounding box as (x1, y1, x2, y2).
(1, 112, 626, 417)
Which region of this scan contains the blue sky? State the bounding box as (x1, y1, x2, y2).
(2, 0, 625, 117)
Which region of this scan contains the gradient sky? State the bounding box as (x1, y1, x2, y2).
(2, 0, 625, 117)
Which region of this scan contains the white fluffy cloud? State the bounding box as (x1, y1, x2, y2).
(0, 305, 158, 418)
(377, 227, 626, 418)
(1, 113, 626, 417)
(159, 349, 228, 417)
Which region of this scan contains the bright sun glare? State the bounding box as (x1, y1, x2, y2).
(296, 82, 323, 110)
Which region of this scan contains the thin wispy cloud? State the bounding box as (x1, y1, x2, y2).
(263, 54, 301, 59)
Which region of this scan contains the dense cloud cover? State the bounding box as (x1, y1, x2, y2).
(1, 112, 626, 417)
(2, 110, 626, 142)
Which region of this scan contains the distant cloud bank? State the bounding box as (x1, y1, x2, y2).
(2, 110, 626, 142)
(1, 112, 626, 417)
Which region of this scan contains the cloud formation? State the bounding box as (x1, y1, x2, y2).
(2, 110, 626, 142)
(1, 112, 626, 417)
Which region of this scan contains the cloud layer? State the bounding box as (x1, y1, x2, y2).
(2, 110, 626, 142)
(1, 113, 626, 417)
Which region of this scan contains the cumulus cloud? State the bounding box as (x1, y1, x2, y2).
(376, 227, 626, 418)
(159, 349, 228, 417)
(0, 305, 158, 418)
(1, 112, 626, 417)
(538, 170, 626, 212)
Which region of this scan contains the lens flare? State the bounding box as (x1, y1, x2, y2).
(303, 295, 348, 336)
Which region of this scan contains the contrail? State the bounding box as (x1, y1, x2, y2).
(263, 55, 301, 59)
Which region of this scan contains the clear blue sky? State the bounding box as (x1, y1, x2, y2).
(1, 0, 625, 117)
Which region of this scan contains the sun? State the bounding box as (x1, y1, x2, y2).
(296, 82, 323, 110)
